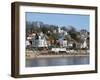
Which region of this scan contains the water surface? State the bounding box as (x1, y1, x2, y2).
(26, 56, 89, 67)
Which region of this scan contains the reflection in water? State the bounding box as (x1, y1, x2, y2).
(26, 56, 89, 67)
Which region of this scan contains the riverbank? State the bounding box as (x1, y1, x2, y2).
(26, 50, 89, 59)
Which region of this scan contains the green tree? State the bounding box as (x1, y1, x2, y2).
(68, 26, 78, 41)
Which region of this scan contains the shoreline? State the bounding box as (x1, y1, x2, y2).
(26, 53, 89, 59)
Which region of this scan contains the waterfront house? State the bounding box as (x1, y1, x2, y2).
(80, 38, 88, 49)
(32, 32, 48, 48)
(26, 40, 31, 48)
(26, 34, 33, 48)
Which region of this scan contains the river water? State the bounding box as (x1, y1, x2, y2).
(26, 56, 89, 67)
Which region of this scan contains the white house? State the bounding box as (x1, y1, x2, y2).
(26, 40, 31, 48)
(62, 40, 68, 47)
(58, 37, 68, 48)
(32, 32, 48, 48)
(57, 27, 69, 48)
(26, 36, 33, 48)
(81, 38, 88, 48)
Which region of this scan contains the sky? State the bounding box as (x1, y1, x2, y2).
(26, 12, 89, 31)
